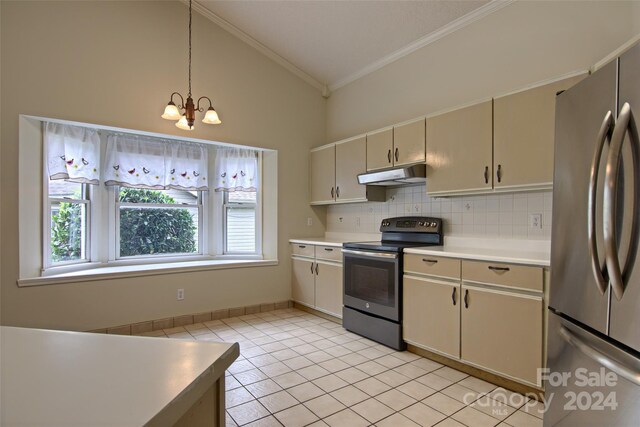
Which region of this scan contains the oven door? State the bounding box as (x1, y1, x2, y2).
(342, 249, 400, 322)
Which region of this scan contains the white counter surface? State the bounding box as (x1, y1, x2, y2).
(405, 237, 550, 267)
(0, 326, 239, 426)
(291, 234, 550, 267)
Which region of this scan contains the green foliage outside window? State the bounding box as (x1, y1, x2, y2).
(51, 202, 82, 263)
(118, 188, 197, 257)
(51, 188, 197, 262)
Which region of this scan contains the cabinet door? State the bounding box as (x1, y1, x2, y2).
(393, 118, 426, 166)
(494, 76, 584, 190)
(335, 136, 366, 201)
(461, 285, 543, 385)
(426, 100, 493, 195)
(404, 276, 460, 358)
(315, 262, 343, 317)
(310, 145, 336, 204)
(366, 128, 393, 171)
(292, 257, 315, 307)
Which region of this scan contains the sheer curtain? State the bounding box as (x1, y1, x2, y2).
(45, 122, 101, 185)
(214, 147, 259, 192)
(103, 134, 209, 191)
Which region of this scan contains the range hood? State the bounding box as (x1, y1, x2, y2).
(357, 164, 426, 186)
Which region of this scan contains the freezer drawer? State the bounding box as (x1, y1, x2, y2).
(545, 311, 640, 427)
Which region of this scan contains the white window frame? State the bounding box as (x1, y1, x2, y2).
(28, 116, 272, 280)
(42, 141, 92, 270)
(223, 191, 258, 255)
(113, 186, 205, 260)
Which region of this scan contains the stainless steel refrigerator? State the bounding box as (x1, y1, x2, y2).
(547, 42, 640, 426)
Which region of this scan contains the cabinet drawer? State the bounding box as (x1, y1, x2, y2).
(462, 260, 542, 292)
(404, 254, 460, 279)
(291, 243, 315, 258)
(316, 246, 342, 262)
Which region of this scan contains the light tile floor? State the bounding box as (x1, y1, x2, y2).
(139, 308, 544, 427)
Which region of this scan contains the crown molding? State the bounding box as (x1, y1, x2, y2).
(188, 0, 515, 94)
(328, 0, 516, 91)
(187, 0, 325, 92)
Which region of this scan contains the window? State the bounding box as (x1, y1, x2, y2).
(224, 191, 257, 253)
(34, 119, 266, 278)
(46, 178, 90, 267)
(116, 187, 203, 258)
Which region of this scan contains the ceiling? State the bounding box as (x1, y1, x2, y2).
(196, 0, 497, 91)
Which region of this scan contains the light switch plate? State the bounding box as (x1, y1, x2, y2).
(307, 217, 313, 226)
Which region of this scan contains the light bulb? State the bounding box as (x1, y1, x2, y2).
(161, 102, 181, 120)
(176, 115, 194, 131)
(202, 107, 221, 124)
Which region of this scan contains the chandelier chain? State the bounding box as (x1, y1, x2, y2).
(188, 0, 192, 97)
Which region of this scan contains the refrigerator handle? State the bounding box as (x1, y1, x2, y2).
(588, 110, 615, 295)
(559, 325, 640, 386)
(604, 102, 639, 301)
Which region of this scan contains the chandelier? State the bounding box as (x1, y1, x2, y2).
(161, 0, 221, 130)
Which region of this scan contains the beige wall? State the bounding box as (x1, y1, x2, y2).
(326, 0, 640, 141)
(0, 1, 326, 330)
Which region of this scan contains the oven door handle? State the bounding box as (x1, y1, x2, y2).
(341, 249, 398, 259)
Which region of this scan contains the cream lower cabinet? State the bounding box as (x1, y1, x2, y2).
(460, 284, 543, 386)
(403, 276, 460, 358)
(291, 243, 343, 318)
(315, 261, 343, 317)
(292, 257, 315, 307)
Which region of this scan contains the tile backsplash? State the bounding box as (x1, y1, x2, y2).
(326, 185, 552, 240)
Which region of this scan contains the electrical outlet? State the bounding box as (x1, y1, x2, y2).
(307, 217, 313, 226)
(177, 289, 185, 301)
(529, 213, 542, 229)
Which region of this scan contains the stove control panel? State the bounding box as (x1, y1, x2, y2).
(380, 216, 442, 233)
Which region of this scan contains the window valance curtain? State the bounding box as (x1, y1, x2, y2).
(103, 134, 209, 191)
(214, 148, 259, 192)
(45, 122, 101, 185)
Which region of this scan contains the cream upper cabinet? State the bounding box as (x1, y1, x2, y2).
(403, 276, 460, 358)
(335, 136, 366, 201)
(315, 261, 343, 317)
(393, 118, 426, 167)
(310, 144, 336, 204)
(461, 285, 543, 386)
(292, 257, 315, 307)
(366, 128, 393, 171)
(493, 75, 584, 191)
(426, 100, 493, 195)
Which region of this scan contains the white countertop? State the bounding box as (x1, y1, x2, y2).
(405, 237, 550, 267)
(0, 326, 239, 426)
(290, 232, 380, 247)
(290, 234, 550, 267)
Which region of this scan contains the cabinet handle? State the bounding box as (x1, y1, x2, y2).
(484, 166, 489, 184)
(488, 266, 510, 272)
(395, 147, 399, 162)
(298, 245, 306, 249)
(331, 187, 334, 199)
(464, 289, 469, 309)
(452, 287, 457, 306)
(422, 258, 438, 264)
(497, 164, 503, 183)
(315, 263, 319, 275)
(310, 263, 314, 274)
(387, 149, 392, 163)
(324, 248, 334, 252)
(336, 186, 340, 198)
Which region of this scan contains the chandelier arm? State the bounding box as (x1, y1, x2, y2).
(196, 96, 213, 112)
(170, 92, 186, 110)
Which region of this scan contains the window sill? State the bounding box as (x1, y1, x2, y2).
(17, 259, 279, 287)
